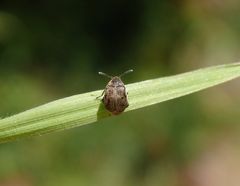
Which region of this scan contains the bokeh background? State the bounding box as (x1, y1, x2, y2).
(1, 0, 240, 185)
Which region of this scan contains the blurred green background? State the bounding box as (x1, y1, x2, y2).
(1, 0, 240, 186)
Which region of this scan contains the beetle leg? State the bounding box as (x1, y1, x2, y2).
(96, 89, 105, 99)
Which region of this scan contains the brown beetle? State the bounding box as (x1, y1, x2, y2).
(97, 69, 133, 115)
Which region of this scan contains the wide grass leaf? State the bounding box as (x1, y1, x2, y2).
(0, 63, 240, 143)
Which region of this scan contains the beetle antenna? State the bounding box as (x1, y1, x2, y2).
(119, 69, 133, 78)
(98, 72, 113, 79)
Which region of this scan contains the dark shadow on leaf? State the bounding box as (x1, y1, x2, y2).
(97, 101, 111, 121)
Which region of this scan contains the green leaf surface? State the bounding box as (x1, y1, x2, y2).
(0, 63, 240, 143)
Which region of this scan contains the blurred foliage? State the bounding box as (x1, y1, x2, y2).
(0, 0, 240, 185)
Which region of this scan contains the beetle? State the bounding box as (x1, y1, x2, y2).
(97, 69, 133, 115)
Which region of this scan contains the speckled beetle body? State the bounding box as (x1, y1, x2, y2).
(97, 70, 133, 115)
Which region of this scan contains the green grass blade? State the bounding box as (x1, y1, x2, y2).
(0, 63, 240, 143)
